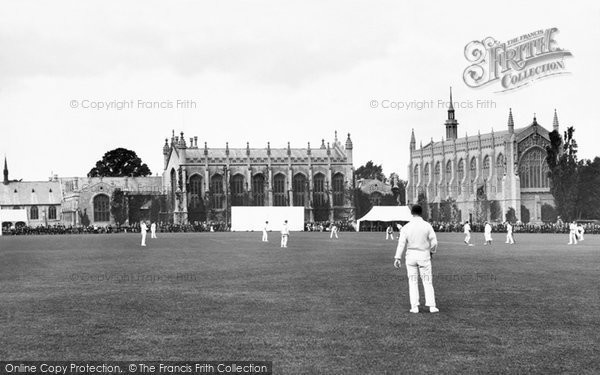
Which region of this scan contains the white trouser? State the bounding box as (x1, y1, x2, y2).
(568, 232, 578, 244)
(141, 231, 147, 246)
(330, 231, 338, 238)
(464, 233, 471, 243)
(262, 231, 268, 241)
(151, 230, 156, 239)
(386, 232, 394, 240)
(506, 233, 514, 244)
(281, 234, 288, 247)
(405, 252, 436, 308)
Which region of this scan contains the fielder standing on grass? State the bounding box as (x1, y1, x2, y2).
(140, 221, 148, 247)
(484, 221, 493, 245)
(150, 222, 157, 239)
(262, 221, 269, 242)
(505, 221, 515, 244)
(281, 220, 289, 248)
(394, 205, 439, 314)
(463, 220, 473, 246)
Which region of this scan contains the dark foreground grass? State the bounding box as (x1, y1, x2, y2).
(0, 231, 599, 374)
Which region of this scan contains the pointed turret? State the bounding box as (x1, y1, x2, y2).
(320, 139, 326, 149)
(444, 87, 458, 140)
(3, 156, 8, 185)
(508, 108, 514, 134)
(553, 109, 559, 132)
(410, 129, 416, 151)
(344, 134, 353, 163)
(162, 138, 170, 170)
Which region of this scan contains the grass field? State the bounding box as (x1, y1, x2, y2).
(0, 231, 599, 374)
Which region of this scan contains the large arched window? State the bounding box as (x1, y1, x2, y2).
(188, 174, 203, 209)
(48, 206, 57, 220)
(187, 174, 204, 222)
(434, 162, 440, 196)
(482, 155, 490, 194)
(230, 174, 245, 206)
(252, 174, 265, 206)
(496, 154, 505, 193)
(483, 156, 490, 180)
(210, 174, 224, 209)
(332, 173, 344, 206)
(423, 163, 430, 184)
(445, 160, 452, 195)
(273, 174, 286, 206)
(469, 157, 477, 189)
(292, 173, 307, 207)
(170, 168, 177, 203)
(30, 206, 39, 220)
(520, 148, 549, 189)
(93, 194, 110, 222)
(413, 165, 419, 184)
(313, 173, 326, 208)
(457, 159, 465, 194)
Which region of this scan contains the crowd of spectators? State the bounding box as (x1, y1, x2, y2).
(2, 219, 599, 236)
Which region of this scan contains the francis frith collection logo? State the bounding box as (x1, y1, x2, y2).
(463, 27, 572, 92)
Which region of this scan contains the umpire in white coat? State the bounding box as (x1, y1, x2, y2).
(394, 205, 439, 313)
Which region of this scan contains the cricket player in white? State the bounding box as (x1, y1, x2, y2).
(463, 220, 473, 246)
(262, 221, 269, 242)
(150, 222, 157, 239)
(330, 223, 339, 239)
(505, 222, 515, 244)
(394, 205, 439, 313)
(576, 224, 585, 241)
(140, 221, 148, 247)
(281, 220, 289, 248)
(484, 221, 492, 245)
(568, 221, 578, 245)
(386, 225, 394, 240)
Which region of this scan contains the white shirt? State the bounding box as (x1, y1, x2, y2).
(281, 224, 289, 235)
(464, 223, 471, 233)
(569, 223, 577, 233)
(506, 223, 513, 234)
(395, 216, 438, 260)
(140, 223, 147, 232)
(484, 224, 492, 235)
(151, 223, 156, 231)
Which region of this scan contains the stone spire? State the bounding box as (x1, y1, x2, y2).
(508, 108, 514, 134)
(410, 129, 416, 151)
(162, 139, 170, 170)
(444, 86, 458, 140)
(553, 109, 559, 132)
(3, 156, 8, 185)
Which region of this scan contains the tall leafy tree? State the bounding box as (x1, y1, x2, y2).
(355, 161, 385, 181)
(110, 188, 128, 226)
(546, 127, 579, 221)
(88, 148, 151, 177)
(576, 157, 600, 219)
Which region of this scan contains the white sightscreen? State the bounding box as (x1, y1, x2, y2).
(231, 207, 304, 231)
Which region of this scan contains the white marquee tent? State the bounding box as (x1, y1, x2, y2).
(356, 206, 413, 231)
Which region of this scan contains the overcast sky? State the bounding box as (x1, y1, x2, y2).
(1, 1, 598, 181)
